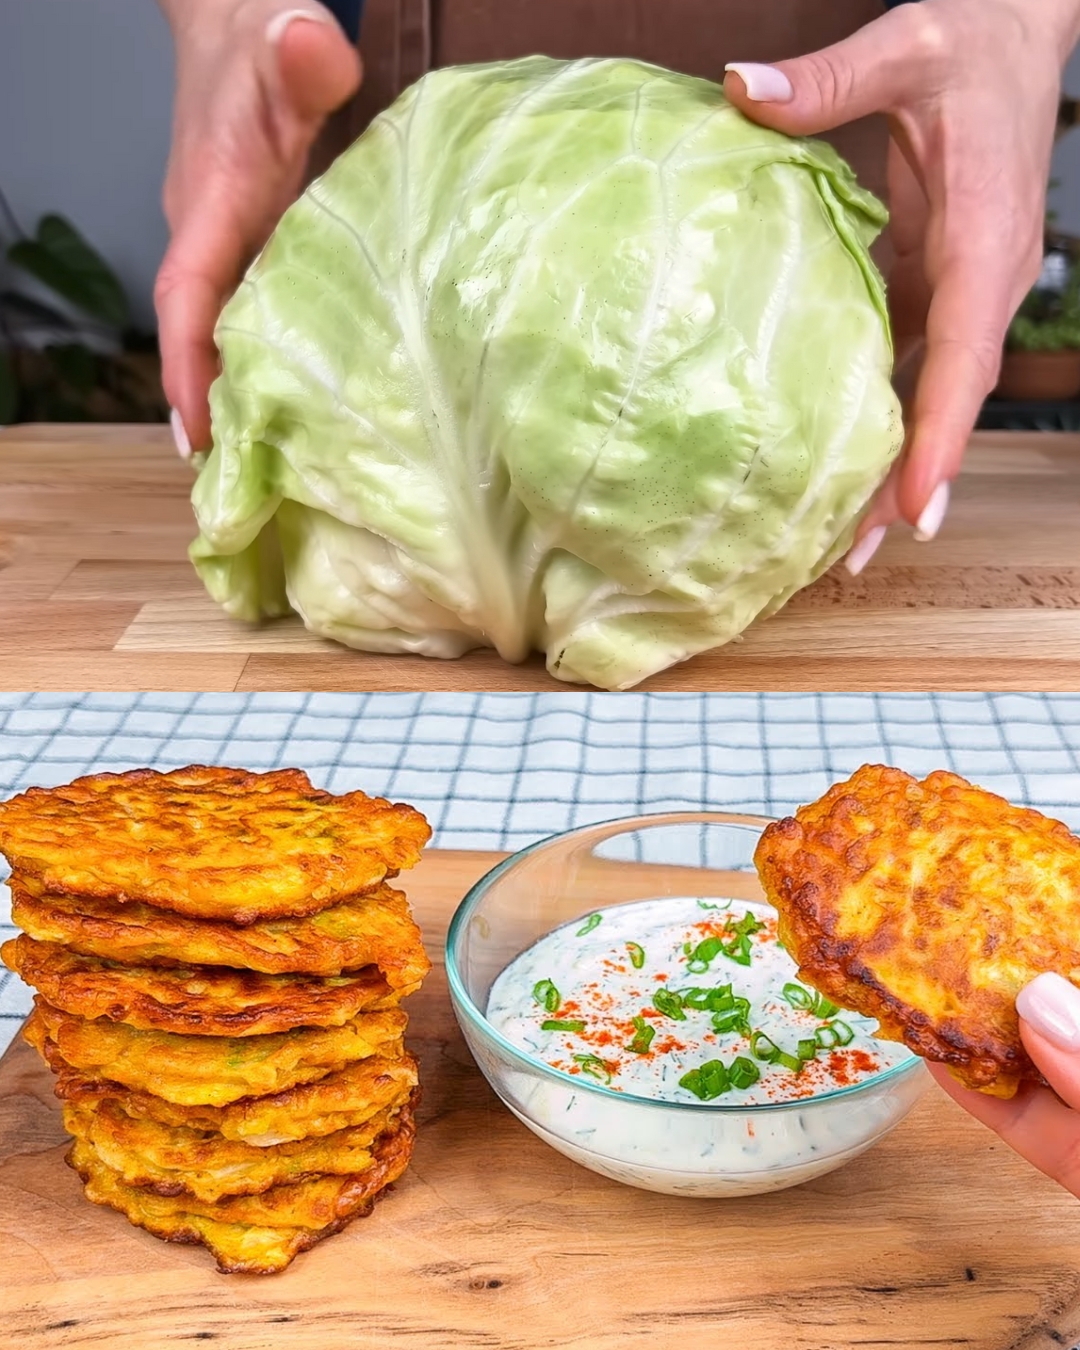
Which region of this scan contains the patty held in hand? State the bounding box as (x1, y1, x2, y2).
(0, 766, 430, 924)
(753, 765, 1080, 1097)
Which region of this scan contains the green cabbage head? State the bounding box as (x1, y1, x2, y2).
(191, 56, 903, 689)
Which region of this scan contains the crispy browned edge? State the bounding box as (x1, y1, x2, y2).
(2, 934, 405, 1036)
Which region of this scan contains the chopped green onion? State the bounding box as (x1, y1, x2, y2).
(696, 899, 732, 911)
(541, 1019, 585, 1032)
(721, 937, 754, 967)
(626, 941, 646, 970)
(750, 1030, 779, 1062)
(711, 1006, 752, 1037)
(750, 1029, 804, 1075)
(685, 936, 724, 974)
(572, 1053, 612, 1084)
(679, 1059, 731, 1100)
(679, 983, 733, 1011)
(782, 981, 840, 1018)
(717, 911, 766, 967)
(532, 979, 561, 1013)
(815, 1019, 855, 1048)
(626, 1015, 656, 1055)
(653, 988, 686, 1021)
(729, 1056, 761, 1090)
(575, 913, 602, 937)
(782, 982, 813, 1011)
(797, 1038, 819, 1062)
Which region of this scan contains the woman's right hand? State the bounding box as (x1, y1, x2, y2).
(156, 0, 362, 457)
(929, 973, 1080, 1197)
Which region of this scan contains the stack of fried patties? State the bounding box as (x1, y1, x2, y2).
(0, 765, 431, 1274)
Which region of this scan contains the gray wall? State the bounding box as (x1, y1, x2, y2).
(1, 1, 1079, 331)
(0, 1, 174, 330)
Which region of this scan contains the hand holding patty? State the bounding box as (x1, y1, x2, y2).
(928, 974, 1080, 1199)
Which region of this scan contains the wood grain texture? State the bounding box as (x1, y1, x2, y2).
(1, 849, 1078, 1350)
(2, 426, 1080, 692)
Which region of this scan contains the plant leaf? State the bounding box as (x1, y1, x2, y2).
(8, 214, 129, 329)
(0, 348, 17, 423)
(0, 287, 78, 333)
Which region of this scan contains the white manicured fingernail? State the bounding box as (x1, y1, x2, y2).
(844, 525, 886, 578)
(724, 63, 794, 104)
(1017, 973, 1080, 1052)
(913, 481, 950, 542)
(266, 7, 329, 45)
(170, 407, 191, 460)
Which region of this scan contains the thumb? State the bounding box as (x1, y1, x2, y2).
(723, 8, 924, 135)
(266, 7, 362, 121)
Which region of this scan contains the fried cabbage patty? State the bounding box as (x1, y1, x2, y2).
(10, 877, 430, 983)
(753, 764, 1080, 1098)
(62, 1093, 415, 1202)
(27, 998, 407, 1105)
(67, 1105, 416, 1274)
(4, 935, 406, 1036)
(44, 1041, 419, 1145)
(0, 765, 430, 924)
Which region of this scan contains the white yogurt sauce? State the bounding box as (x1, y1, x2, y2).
(482, 896, 919, 1195)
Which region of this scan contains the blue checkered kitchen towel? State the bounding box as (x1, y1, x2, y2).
(2, 690, 1079, 1050)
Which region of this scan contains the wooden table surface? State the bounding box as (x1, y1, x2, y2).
(1, 848, 1079, 1350)
(2, 425, 1080, 692)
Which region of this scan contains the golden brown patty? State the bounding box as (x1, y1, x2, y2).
(753, 764, 1080, 1098)
(0, 765, 430, 923)
(10, 877, 430, 983)
(44, 1040, 419, 1145)
(3, 935, 406, 1036)
(67, 1104, 416, 1274)
(27, 999, 407, 1106)
(62, 1093, 415, 1202)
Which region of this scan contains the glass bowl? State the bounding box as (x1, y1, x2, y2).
(446, 811, 928, 1197)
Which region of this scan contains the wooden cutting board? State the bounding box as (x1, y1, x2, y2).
(1, 848, 1078, 1350)
(2, 426, 1080, 692)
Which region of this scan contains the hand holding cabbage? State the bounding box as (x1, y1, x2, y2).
(190, 57, 903, 689)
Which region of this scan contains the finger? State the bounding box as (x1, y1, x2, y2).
(1018, 973, 1080, 1108)
(1021, 1023, 1080, 1112)
(722, 7, 927, 135)
(894, 239, 1015, 528)
(154, 192, 252, 453)
(842, 142, 930, 570)
(271, 7, 362, 122)
(927, 1062, 1080, 1196)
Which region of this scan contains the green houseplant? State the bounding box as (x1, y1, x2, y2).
(0, 190, 166, 425)
(996, 174, 1080, 403)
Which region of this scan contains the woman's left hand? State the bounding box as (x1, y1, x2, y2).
(723, 0, 1080, 571)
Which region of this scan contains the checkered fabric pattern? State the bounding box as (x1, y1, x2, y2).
(1, 690, 1079, 1051)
